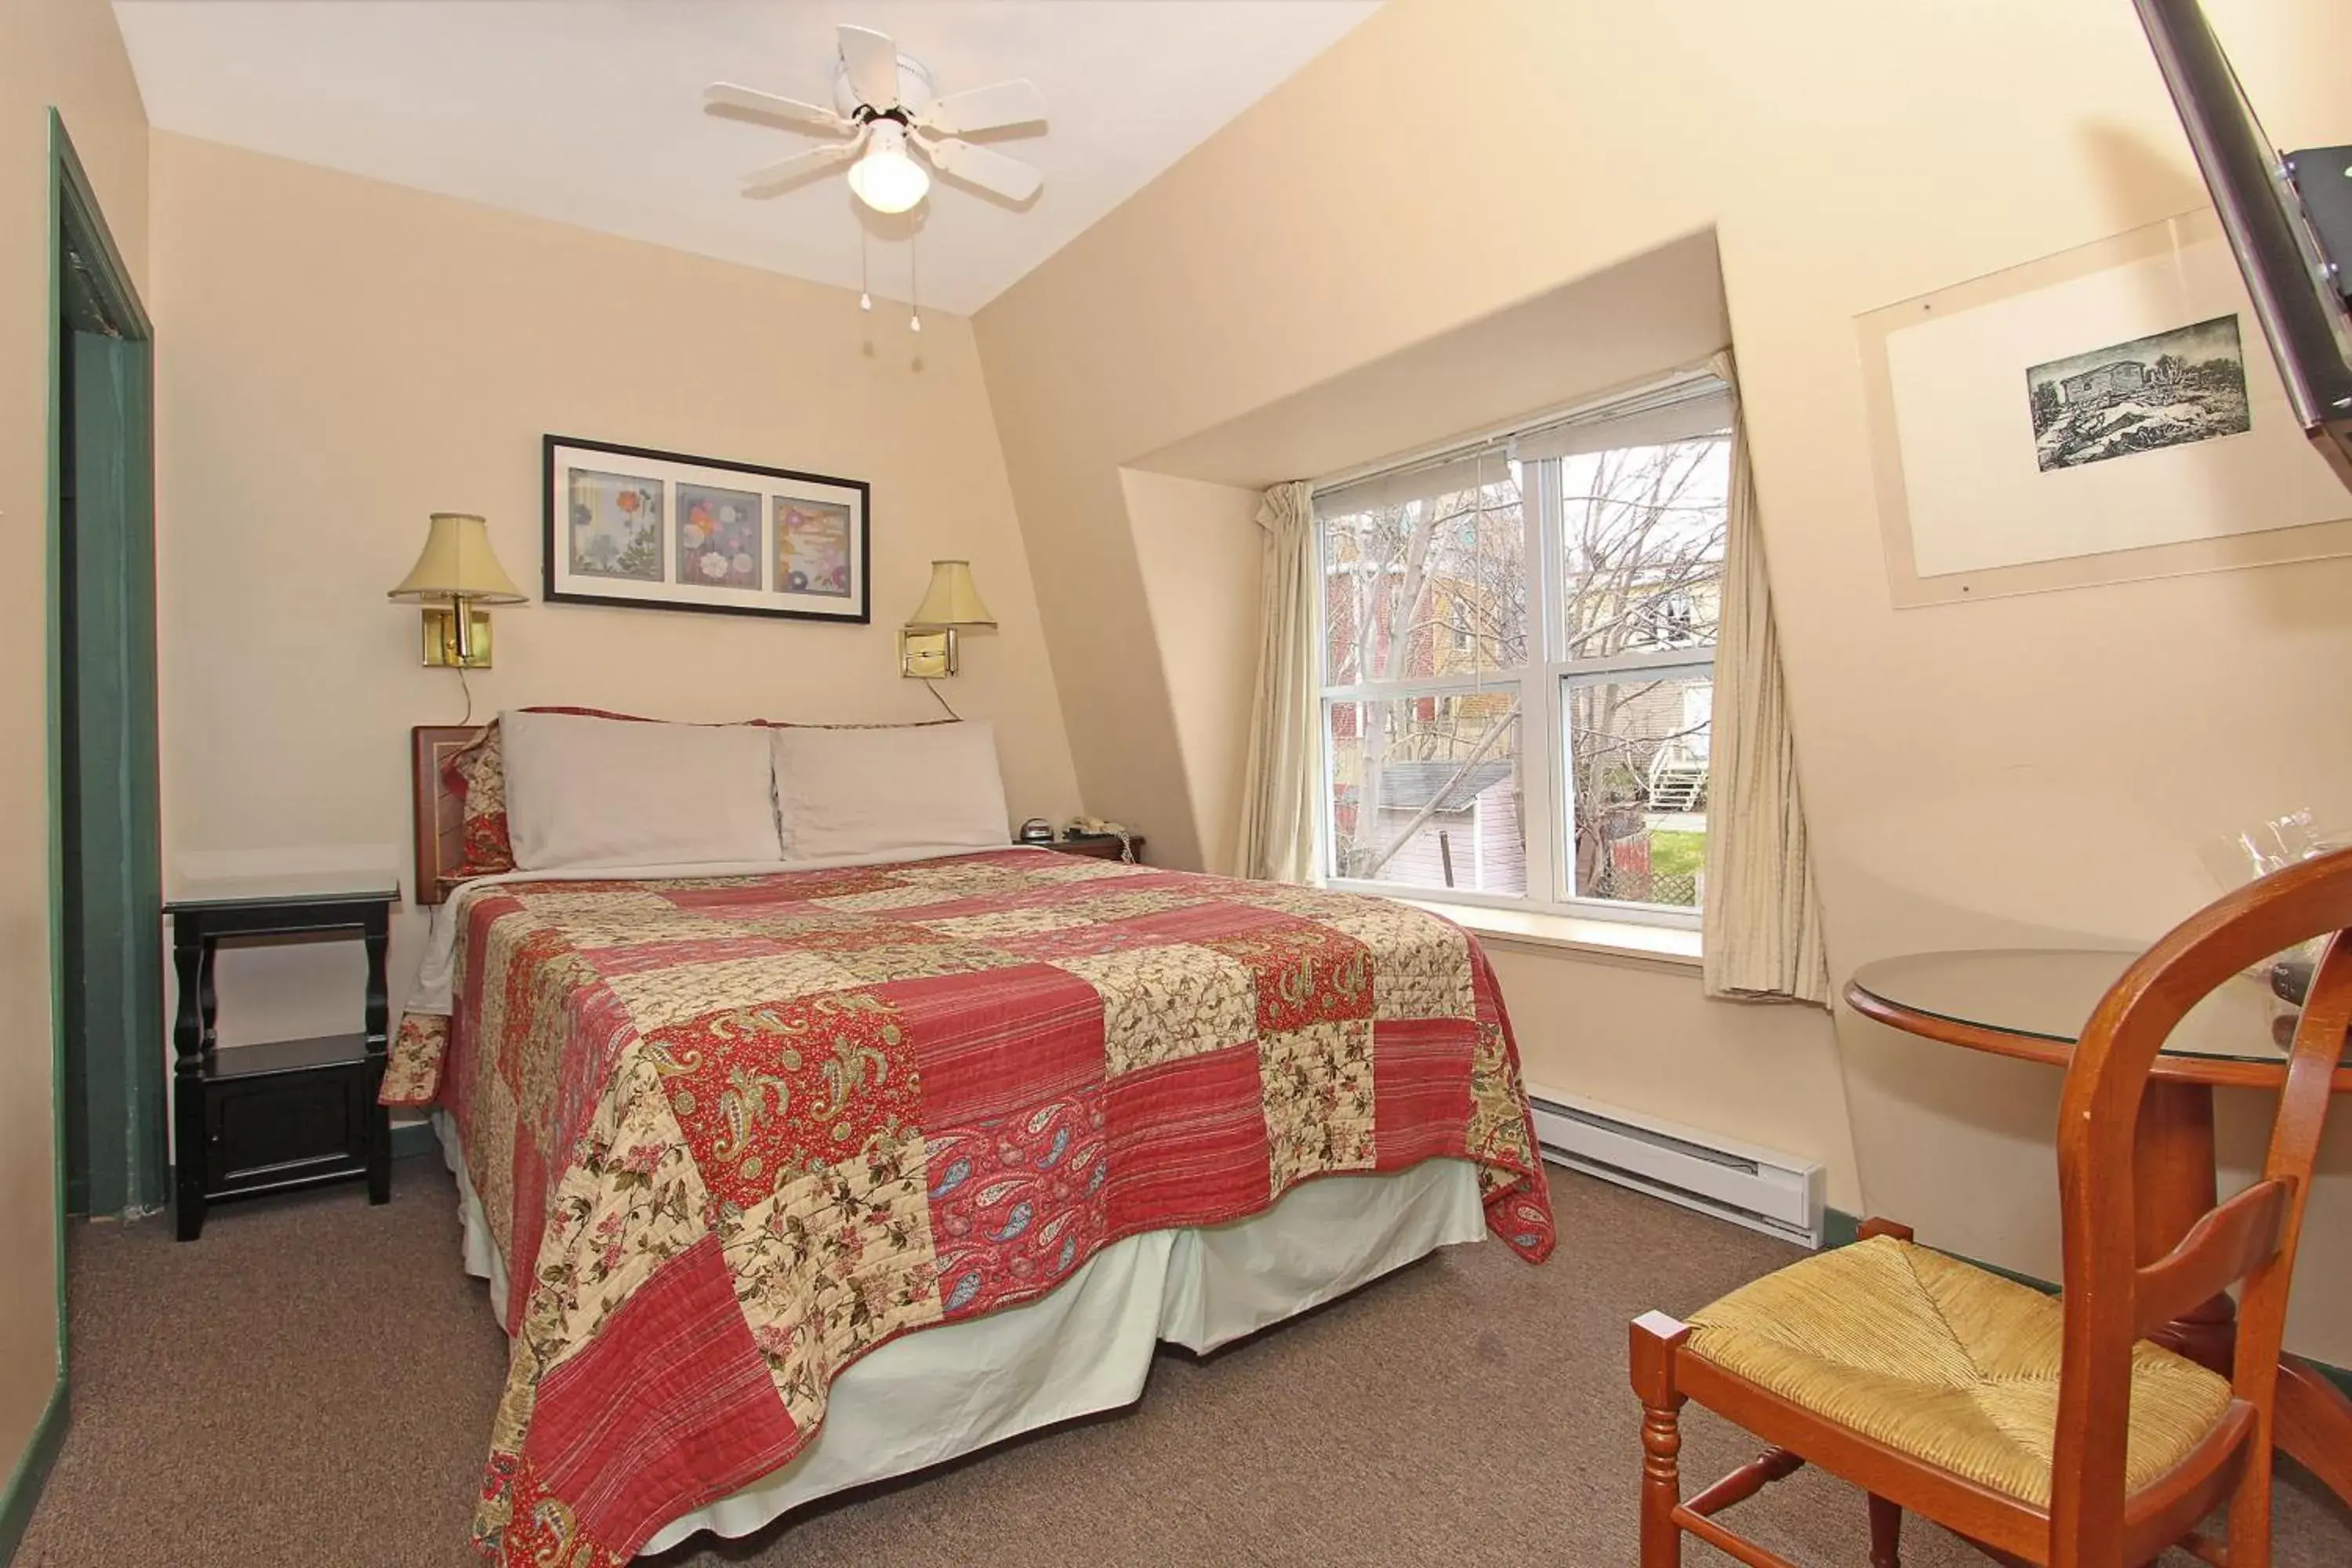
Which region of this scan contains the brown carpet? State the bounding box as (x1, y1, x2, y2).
(16, 1157, 2349, 1567)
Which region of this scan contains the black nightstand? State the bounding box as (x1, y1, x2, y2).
(1051, 833, 1145, 864)
(164, 880, 398, 1240)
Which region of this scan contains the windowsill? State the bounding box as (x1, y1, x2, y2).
(1394, 897, 1704, 968)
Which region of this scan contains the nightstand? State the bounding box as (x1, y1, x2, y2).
(1051, 833, 1145, 865)
(164, 877, 399, 1240)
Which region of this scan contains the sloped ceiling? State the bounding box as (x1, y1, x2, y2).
(114, 0, 1381, 314)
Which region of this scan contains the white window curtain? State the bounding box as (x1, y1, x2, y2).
(1236, 480, 1319, 882)
(1700, 349, 1831, 1004)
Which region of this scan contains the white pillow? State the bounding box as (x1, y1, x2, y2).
(771, 721, 1010, 862)
(500, 710, 783, 870)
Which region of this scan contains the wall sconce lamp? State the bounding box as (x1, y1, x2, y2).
(899, 559, 996, 680)
(387, 513, 528, 668)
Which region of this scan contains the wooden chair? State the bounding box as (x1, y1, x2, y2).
(1630, 847, 2352, 1568)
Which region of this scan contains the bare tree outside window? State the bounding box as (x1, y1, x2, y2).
(1323, 469, 1526, 892)
(1316, 399, 1730, 920)
(1558, 438, 1726, 907)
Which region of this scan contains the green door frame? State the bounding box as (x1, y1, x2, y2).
(8, 103, 160, 1568)
(64, 336, 165, 1222)
(7, 110, 161, 1568)
(49, 118, 158, 1261)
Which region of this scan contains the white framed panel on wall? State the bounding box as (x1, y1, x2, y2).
(1857, 209, 2352, 606)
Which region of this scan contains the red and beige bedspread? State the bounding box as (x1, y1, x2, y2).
(383, 849, 1554, 1566)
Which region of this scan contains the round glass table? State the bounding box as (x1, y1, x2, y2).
(1846, 948, 2343, 1087)
(1843, 947, 2352, 1510)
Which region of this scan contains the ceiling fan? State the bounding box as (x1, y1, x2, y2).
(705, 24, 1046, 215)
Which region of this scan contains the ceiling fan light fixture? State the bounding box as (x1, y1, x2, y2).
(847, 122, 930, 213)
(711, 25, 1043, 215)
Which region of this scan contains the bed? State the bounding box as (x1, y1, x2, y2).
(390, 716, 1555, 1567)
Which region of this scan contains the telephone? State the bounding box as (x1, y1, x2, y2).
(1066, 815, 1138, 863)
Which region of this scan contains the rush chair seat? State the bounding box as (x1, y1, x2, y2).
(1683, 1236, 2233, 1507)
(1629, 846, 2352, 1568)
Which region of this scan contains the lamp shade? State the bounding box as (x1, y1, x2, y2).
(908, 560, 995, 626)
(388, 514, 528, 604)
(846, 122, 931, 214)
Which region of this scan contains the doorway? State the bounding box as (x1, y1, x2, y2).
(50, 113, 163, 1225)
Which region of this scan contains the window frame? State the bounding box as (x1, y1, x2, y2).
(1315, 397, 1726, 931)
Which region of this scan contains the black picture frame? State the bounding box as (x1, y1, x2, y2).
(541, 434, 873, 624)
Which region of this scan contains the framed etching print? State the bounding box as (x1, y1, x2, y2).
(1857, 208, 2352, 606)
(543, 436, 870, 622)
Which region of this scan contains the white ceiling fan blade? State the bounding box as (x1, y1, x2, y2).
(704, 82, 853, 136)
(919, 78, 1046, 136)
(914, 133, 1043, 202)
(837, 25, 902, 111)
(739, 133, 865, 197)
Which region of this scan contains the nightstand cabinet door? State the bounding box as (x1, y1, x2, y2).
(204, 1060, 374, 1198)
(1053, 834, 1145, 863)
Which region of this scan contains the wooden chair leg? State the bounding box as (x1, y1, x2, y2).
(1868, 1492, 1903, 1568)
(1632, 1312, 1693, 1568)
(2223, 1418, 2274, 1568)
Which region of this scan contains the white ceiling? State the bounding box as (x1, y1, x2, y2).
(114, 1, 1380, 315)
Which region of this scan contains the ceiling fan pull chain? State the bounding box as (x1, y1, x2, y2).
(910, 233, 923, 334)
(859, 224, 872, 312)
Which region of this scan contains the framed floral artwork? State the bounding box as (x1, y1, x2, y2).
(543, 436, 870, 622)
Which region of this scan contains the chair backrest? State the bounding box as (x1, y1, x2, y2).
(2048, 846, 2352, 1562)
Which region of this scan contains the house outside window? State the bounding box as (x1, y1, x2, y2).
(1316, 376, 1730, 927)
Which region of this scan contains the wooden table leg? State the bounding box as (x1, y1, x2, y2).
(170, 923, 209, 1242)
(2130, 1080, 2236, 1373)
(361, 903, 391, 1205)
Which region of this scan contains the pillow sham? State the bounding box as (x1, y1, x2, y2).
(442, 722, 515, 877)
(771, 720, 1011, 861)
(436, 712, 964, 882)
(439, 707, 662, 879)
(501, 709, 784, 870)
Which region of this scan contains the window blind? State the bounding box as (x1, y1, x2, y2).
(1312, 446, 1514, 521)
(1312, 375, 1730, 519)
(1514, 388, 1731, 461)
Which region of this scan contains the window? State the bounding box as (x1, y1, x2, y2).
(1316, 379, 1730, 926)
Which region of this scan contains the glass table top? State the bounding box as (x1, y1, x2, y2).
(1848, 948, 2293, 1066)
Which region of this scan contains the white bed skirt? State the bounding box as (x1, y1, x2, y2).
(433, 1112, 1486, 1556)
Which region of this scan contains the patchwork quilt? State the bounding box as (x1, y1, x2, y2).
(383, 850, 1555, 1566)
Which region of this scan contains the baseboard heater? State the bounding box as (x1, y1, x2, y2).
(1527, 1091, 1824, 1248)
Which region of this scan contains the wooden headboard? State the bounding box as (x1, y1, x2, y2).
(411, 724, 486, 906)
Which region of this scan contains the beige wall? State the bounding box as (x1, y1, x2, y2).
(147, 132, 1083, 1046)
(1116, 470, 1263, 876)
(1134, 228, 1732, 492)
(975, 0, 2352, 1359)
(0, 0, 148, 1494)
(1489, 942, 1860, 1207)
